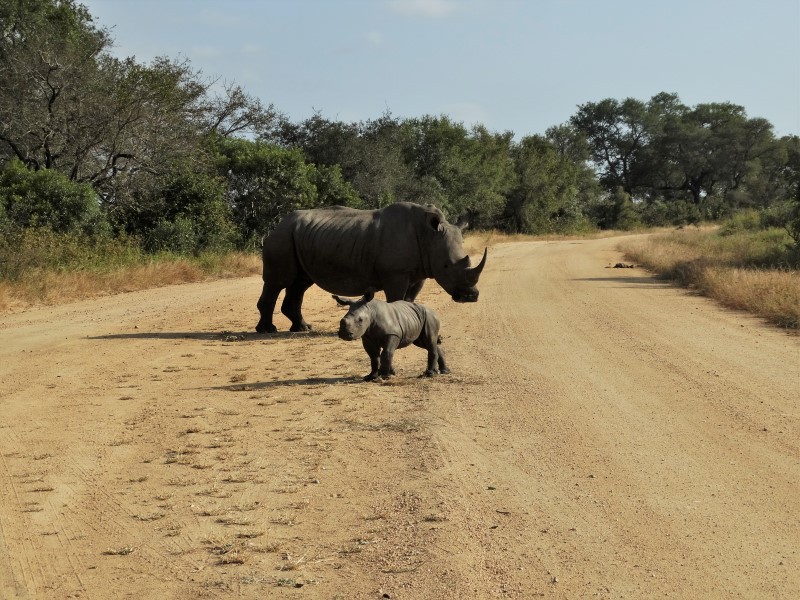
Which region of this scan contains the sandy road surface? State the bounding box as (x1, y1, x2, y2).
(0, 235, 797, 599)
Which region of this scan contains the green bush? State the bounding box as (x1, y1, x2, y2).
(759, 202, 794, 230)
(143, 217, 198, 254)
(158, 167, 237, 252)
(214, 137, 363, 248)
(0, 159, 108, 236)
(639, 199, 702, 227)
(718, 210, 762, 236)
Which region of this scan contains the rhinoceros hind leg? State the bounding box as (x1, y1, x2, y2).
(281, 275, 313, 332)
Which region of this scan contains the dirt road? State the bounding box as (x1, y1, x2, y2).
(1, 235, 797, 599)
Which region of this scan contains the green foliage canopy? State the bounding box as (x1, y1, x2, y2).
(1, 0, 798, 262)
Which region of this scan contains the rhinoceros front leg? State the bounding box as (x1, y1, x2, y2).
(404, 280, 425, 302)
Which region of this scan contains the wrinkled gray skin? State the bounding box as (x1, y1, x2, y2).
(256, 202, 487, 333)
(333, 291, 450, 381)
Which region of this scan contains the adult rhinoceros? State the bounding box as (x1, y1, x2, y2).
(255, 202, 487, 333)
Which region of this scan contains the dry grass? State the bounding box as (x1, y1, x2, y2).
(0, 252, 260, 313)
(463, 228, 634, 254)
(621, 229, 799, 329)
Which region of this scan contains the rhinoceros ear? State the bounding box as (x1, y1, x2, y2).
(427, 214, 442, 232)
(332, 295, 352, 307)
(425, 207, 447, 233)
(363, 288, 376, 303)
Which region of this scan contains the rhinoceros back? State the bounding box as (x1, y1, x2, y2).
(265, 204, 432, 297)
(289, 207, 380, 296)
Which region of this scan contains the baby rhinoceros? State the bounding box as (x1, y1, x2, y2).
(333, 291, 450, 381)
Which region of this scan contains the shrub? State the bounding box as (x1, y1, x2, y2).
(639, 199, 702, 227)
(143, 218, 198, 254)
(0, 159, 108, 236)
(759, 202, 795, 230)
(718, 210, 762, 236)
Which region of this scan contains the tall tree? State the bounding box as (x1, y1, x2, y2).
(653, 102, 777, 207)
(407, 115, 513, 225)
(506, 135, 596, 233)
(214, 137, 360, 247)
(569, 97, 654, 195)
(0, 0, 111, 171)
(0, 0, 278, 204)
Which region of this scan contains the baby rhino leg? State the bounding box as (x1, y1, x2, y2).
(415, 334, 444, 377)
(436, 341, 450, 375)
(362, 338, 381, 381)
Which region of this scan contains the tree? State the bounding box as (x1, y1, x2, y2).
(0, 0, 112, 171)
(269, 113, 361, 177)
(587, 186, 640, 230)
(0, 0, 278, 218)
(506, 135, 596, 234)
(406, 115, 514, 225)
(568, 93, 793, 225)
(569, 97, 655, 195)
(780, 136, 800, 251)
(214, 137, 361, 248)
(656, 102, 777, 207)
(350, 113, 417, 208)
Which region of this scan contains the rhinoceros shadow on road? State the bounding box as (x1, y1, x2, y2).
(208, 376, 362, 391)
(573, 276, 671, 287)
(89, 331, 339, 342)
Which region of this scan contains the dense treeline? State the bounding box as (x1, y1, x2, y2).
(2, 0, 799, 270)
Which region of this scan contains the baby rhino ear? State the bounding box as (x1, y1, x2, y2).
(332, 295, 352, 307)
(363, 288, 376, 302)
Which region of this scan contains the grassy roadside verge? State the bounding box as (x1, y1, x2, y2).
(0, 253, 260, 313)
(619, 227, 799, 330)
(0, 230, 260, 313)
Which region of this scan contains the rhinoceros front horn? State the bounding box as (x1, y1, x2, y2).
(465, 248, 487, 285)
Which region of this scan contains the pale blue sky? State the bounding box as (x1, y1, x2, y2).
(83, 0, 800, 138)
